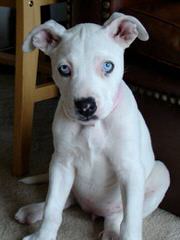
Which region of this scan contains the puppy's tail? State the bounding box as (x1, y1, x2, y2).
(19, 173, 48, 184)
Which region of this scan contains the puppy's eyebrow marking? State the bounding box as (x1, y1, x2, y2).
(79, 26, 87, 41)
(78, 26, 87, 54)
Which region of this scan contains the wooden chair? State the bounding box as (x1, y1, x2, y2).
(0, 0, 72, 176)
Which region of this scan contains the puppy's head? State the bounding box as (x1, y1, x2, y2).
(23, 13, 148, 125)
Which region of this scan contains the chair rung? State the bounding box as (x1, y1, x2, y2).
(39, 0, 64, 6)
(0, 52, 15, 65)
(34, 83, 58, 102)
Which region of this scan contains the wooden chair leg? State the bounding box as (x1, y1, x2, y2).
(13, 2, 41, 176)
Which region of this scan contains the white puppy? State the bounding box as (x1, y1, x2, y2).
(15, 12, 170, 240)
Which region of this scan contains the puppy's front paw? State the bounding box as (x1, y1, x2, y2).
(102, 231, 119, 240)
(120, 221, 142, 240)
(22, 232, 56, 240)
(22, 233, 37, 240)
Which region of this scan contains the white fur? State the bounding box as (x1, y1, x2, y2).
(16, 12, 170, 240)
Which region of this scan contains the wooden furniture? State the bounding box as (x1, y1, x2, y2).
(122, 0, 180, 216)
(0, 0, 71, 176)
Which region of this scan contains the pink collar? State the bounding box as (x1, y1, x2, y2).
(111, 85, 122, 113)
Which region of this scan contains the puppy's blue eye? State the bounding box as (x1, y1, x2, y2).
(58, 64, 71, 77)
(102, 61, 114, 74)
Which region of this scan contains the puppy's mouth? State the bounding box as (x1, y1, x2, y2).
(63, 105, 98, 124)
(78, 114, 98, 122)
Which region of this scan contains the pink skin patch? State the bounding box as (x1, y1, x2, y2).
(117, 20, 138, 41)
(95, 57, 107, 79)
(33, 30, 60, 50)
(80, 197, 122, 217)
(107, 18, 138, 47)
(95, 57, 122, 113)
(63, 57, 121, 123)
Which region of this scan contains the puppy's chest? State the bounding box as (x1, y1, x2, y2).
(73, 125, 107, 167)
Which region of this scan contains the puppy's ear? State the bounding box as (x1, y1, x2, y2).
(23, 20, 66, 55)
(104, 12, 149, 48)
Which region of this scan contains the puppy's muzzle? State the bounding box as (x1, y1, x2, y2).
(74, 97, 97, 121)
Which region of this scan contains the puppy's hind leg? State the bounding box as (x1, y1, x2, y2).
(101, 212, 123, 240)
(143, 161, 170, 218)
(15, 192, 76, 225)
(15, 202, 44, 225)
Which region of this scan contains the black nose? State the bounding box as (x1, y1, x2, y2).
(74, 97, 97, 118)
